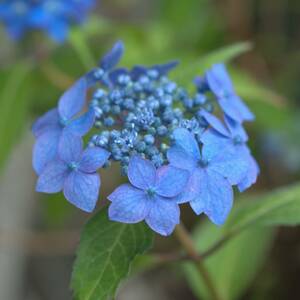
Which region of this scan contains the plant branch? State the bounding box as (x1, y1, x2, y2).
(174, 223, 223, 300)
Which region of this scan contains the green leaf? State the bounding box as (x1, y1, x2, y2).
(225, 183, 300, 234)
(0, 62, 32, 169)
(71, 207, 154, 300)
(176, 41, 252, 83)
(184, 223, 273, 300)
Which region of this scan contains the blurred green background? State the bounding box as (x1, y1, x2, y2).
(0, 0, 299, 299)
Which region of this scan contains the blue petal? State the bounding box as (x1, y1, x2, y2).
(58, 77, 87, 120)
(79, 147, 110, 173)
(155, 165, 190, 198)
(238, 155, 259, 192)
(208, 147, 249, 185)
(36, 159, 69, 193)
(58, 131, 83, 164)
(32, 108, 60, 138)
(224, 115, 248, 142)
(172, 128, 200, 160)
(219, 95, 254, 123)
(100, 41, 124, 71)
(130, 65, 147, 80)
(108, 184, 150, 223)
(127, 156, 156, 190)
(152, 60, 179, 75)
(200, 110, 229, 137)
(63, 171, 100, 212)
(67, 108, 95, 136)
(167, 145, 197, 171)
(206, 63, 233, 96)
(201, 129, 230, 160)
(33, 130, 60, 175)
(47, 20, 69, 43)
(190, 169, 233, 225)
(174, 168, 203, 204)
(145, 196, 180, 236)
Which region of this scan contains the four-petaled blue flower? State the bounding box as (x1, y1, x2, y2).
(36, 131, 110, 212)
(167, 128, 248, 225)
(108, 156, 189, 236)
(205, 64, 254, 123)
(0, 0, 95, 42)
(32, 77, 95, 174)
(200, 110, 259, 192)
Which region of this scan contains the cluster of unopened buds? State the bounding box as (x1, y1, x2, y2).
(32, 41, 259, 236)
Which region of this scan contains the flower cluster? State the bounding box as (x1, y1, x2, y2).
(0, 0, 95, 42)
(32, 41, 259, 236)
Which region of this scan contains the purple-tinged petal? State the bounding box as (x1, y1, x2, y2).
(32, 108, 60, 138)
(100, 40, 124, 71)
(79, 147, 110, 173)
(33, 130, 60, 175)
(58, 131, 83, 164)
(130, 65, 147, 80)
(155, 165, 189, 198)
(63, 171, 100, 212)
(108, 184, 149, 223)
(200, 110, 229, 137)
(36, 159, 69, 193)
(208, 147, 249, 185)
(190, 169, 233, 225)
(238, 155, 259, 192)
(58, 77, 87, 120)
(67, 108, 95, 136)
(224, 115, 248, 142)
(206, 63, 233, 96)
(167, 145, 197, 171)
(172, 128, 200, 160)
(128, 156, 156, 190)
(109, 68, 129, 84)
(145, 196, 180, 236)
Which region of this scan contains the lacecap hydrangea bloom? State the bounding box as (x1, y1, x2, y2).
(0, 0, 95, 42)
(32, 41, 259, 236)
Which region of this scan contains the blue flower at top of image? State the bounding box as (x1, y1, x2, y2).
(205, 63, 254, 123)
(32, 77, 95, 174)
(200, 110, 259, 192)
(0, 0, 95, 42)
(167, 128, 249, 225)
(36, 131, 110, 212)
(108, 156, 189, 236)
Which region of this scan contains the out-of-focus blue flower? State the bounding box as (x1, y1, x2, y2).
(200, 111, 259, 191)
(36, 131, 110, 212)
(108, 156, 189, 236)
(32, 77, 95, 174)
(205, 64, 254, 123)
(167, 128, 248, 225)
(0, 0, 95, 42)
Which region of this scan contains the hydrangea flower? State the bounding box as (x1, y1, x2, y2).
(36, 131, 109, 212)
(200, 111, 259, 191)
(167, 128, 248, 225)
(0, 0, 95, 42)
(205, 64, 254, 123)
(32, 41, 259, 235)
(32, 77, 94, 174)
(108, 156, 189, 235)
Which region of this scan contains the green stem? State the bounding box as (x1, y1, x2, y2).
(174, 223, 223, 300)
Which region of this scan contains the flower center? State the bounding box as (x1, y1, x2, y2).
(198, 158, 209, 168)
(59, 117, 69, 127)
(146, 187, 156, 197)
(68, 162, 78, 171)
(233, 135, 243, 145)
